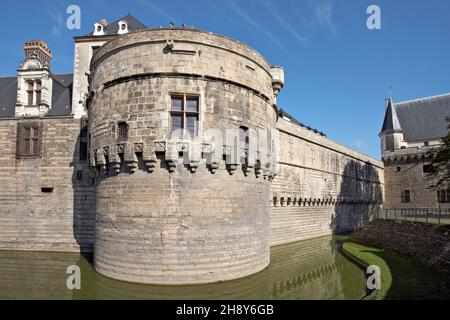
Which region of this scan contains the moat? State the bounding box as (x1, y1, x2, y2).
(0, 235, 366, 300)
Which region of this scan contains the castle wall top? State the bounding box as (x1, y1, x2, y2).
(88, 29, 279, 105)
(90, 28, 273, 74)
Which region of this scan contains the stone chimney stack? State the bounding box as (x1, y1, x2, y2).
(23, 40, 52, 69)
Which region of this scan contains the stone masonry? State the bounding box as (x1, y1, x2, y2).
(0, 21, 384, 285)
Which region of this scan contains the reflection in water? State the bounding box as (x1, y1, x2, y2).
(0, 235, 366, 300)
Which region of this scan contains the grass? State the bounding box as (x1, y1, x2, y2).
(343, 242, 392, 300)
(343, 242, 450, 300)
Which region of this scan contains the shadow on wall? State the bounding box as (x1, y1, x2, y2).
(71, 127, 96, 256)
(331, 161, 383, 234)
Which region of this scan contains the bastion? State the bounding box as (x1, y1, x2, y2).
(88, 29, 282, 284)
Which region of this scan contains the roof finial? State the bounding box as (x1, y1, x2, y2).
(388, 85, 393, 100)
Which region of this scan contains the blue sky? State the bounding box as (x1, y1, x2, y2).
(1, 0, 449, 159)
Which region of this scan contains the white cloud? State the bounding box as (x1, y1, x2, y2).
(313, 0, 338, 35)
(228, 0, 283, 49)
(43, 0, 65, 37)
(352, 140, 368, 150)
(51, 13, 65, 36)
(262, 0, 308, 45)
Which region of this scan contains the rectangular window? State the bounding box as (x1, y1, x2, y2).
(171, 114, 183, 133)
(186, 97, 199, 112)
(437, 189, 450, 203)
(35, 81, 42, 105)
(79, 141, 88, 161)
(117, 122, 129, 140)
(170, 95, 199, 137)
(79, 117, 88, 161)
(396, 167, 401, 172)
(17, 123, 42, 158)
(171, 96, 184, 112)
(27, 81, 34, 106)
(401, 190, 411, 203)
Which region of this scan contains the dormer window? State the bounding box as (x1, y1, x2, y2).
(26, 80, 42, 106)
(117, 20, 129, 34)
(93, 23, 106, 36)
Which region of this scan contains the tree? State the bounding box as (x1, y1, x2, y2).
(427, 118, 450, 189)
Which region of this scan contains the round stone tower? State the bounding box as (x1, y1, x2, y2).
(87, 28, 283, 284)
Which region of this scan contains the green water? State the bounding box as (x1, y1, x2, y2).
(0, 235, 366, 300)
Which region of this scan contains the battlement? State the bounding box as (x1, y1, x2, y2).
(91, 139, 277, 179)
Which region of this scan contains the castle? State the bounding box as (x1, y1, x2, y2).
(380, 93, 450, 209)
(0, 15, 384, 285)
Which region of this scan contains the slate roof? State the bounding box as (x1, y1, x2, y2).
(381, 93, 450, 142)
(48, 73, 73, 116)
(381, 97, 402, 133)
(0, 73, 73, 118)
(278, 108, 326, 137)
(0, 77, 18, 117)
(83, 14, 148, 37)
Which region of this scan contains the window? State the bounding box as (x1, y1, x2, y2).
(437, 189, 450, 203)
(396, 167, 401, 172)
(117, 122, 129, 140)
(35, 81, 41, 105)
(79, 117, 88, 161)
(27, 81, 34, 105)
(170, 95, 199, 137)
(423, 164, 433, 174)
(26, 81, 42, 106)
(41, 187, 54, 193)
(401, 190, 411, 203)
(17, 123, 42, 158)
(424, 141, 429, 147)
(79, 141, 88, 161)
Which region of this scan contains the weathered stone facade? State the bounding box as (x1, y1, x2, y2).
(88, 29, 277, 284)
(0, 16, 384, 285)
(271, 116, 384, 246)
(0, 117, 95, 252)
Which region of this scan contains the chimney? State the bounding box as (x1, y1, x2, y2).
(23, 40, 52, 69)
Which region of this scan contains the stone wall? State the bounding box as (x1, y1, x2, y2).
(270, 118, 384, 245)
(88, 29, 278, 284)
(0, 117, 95, 253)
(383, 161, 449, 209)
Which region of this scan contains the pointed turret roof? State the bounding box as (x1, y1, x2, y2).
(381, 95, 402, 133)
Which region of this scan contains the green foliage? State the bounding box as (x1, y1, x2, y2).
(428, 118, 450, 188)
